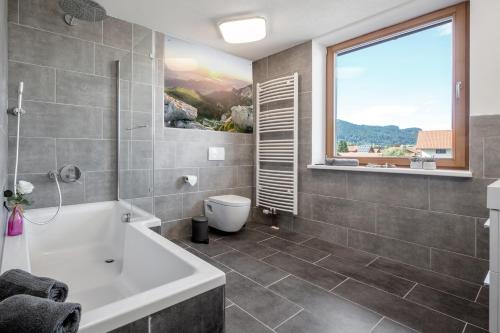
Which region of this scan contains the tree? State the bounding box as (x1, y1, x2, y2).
(338, 140, 348, 153)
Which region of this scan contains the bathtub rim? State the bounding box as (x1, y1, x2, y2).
(0, 200, 226, 332)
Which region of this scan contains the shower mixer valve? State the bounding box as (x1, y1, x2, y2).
(48, 165, 82, 183)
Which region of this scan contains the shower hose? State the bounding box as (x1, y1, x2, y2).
(12, 103, 62, 225)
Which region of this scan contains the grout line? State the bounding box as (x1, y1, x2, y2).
(210, 249, 237, 259)
(230, 303, 278, 333)
(272, 308, 303, 330)
(365, 256, 379, 267)
(329, 277, 350, 292)
(265, 274, 291, 288)
(53, 68, 57, 102)
(296, 235, 314, 244)
(368, 316, 385, 333)
(258, 251, 279, 261)
(402, 282, 418, 299)
(331, 278, 471, 329)
(474, 286, 482, 303)
(313, 253, 331, 264)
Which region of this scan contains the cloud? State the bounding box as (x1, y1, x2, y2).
(437, 23, 452, 36)
(336, 66, 366, 79)
(338, 105, 419, 128)
(165, 57, 198, 72)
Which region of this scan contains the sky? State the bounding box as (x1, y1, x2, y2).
(164, 36, 252, 83)
(336, 21, 453, 131)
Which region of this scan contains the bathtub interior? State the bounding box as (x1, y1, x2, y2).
(23, 201, 196, 312)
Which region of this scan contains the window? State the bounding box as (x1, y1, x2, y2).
(326, 3, 468, 168)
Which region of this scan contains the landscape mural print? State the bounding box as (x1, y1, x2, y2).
(163, 36, 253, 133)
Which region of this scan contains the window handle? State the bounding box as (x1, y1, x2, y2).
(456, 81, 462, 100)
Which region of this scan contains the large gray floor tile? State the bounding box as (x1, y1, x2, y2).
(371, 318, 418, 333)
(276, 309, 357, 333)
(317, 255, 415, 297)
(183, 238, 233, 257)
(216, 250, 288, 286)
(225, 272, 301, 329)
(250, 224, 313, 243)
(302, 238, 377, 265)
(225, 305, 274, 333)
(406, 284, 488, 330)
(263, 252, 345, 290)
(218, 238, 278, 260)
(369, 257, 481, 301)
(463, 324, 488, 333)
(260, 237, 329, 263)
(269, 275, 381, 332)
(333, 279, 465, 333)
(184, 248, 231, 273)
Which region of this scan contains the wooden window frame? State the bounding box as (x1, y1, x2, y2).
(326, 3, 469, 169)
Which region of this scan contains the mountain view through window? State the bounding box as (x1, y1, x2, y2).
(335, 21, 453, 159)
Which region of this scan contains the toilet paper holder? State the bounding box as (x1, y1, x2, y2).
(183, 175, 197, 186)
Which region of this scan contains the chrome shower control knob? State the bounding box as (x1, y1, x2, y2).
(59, 165, 82, 183)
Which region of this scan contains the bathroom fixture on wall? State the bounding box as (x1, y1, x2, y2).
(8, 82, 64, 225)
(51, 165, 82, 183)
(204, 195, 251, 232)
(183, 175, 197, 187)
(262, 207, 279, 230)
(208, 147, 225, 161)
(59, 0, 107, 26)
(218, 17, 267, 44)
(255, 73, 298, 215)
(125, 125, 148, 131)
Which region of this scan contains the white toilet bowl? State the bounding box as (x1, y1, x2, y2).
(204, 195, 251, 232)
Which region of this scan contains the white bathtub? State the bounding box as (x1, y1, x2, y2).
(1, 201, 225, 332)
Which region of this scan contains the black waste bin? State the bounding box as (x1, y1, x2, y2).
(192, 216, 209, 244)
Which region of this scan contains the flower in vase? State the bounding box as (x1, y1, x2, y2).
(4, 180, 33, 208)
(17, 180, 34, 194)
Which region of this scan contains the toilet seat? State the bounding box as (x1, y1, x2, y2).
(207, 195, 251, 207)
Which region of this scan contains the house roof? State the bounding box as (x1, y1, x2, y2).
(415, 130, 452, 149)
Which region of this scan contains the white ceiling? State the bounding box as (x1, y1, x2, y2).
(98, 0, 463, 61)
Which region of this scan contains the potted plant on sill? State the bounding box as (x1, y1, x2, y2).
(4, 180, 34, 236)
(422, 157, 438, 170)
(409, 156, 423, 169)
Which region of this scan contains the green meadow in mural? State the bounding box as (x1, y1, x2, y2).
(164, 36, 253, 133)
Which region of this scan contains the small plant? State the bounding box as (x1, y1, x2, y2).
(422, 156, 438, 170)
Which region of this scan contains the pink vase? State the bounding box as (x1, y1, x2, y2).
(7, 206, 23, 236)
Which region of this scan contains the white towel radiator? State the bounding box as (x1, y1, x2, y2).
(255, 73, 298, 215)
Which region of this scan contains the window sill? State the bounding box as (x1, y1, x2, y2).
(307, 164, 473, 178)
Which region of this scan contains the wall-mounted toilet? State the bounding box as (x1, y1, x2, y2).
(204, 195, 251, 232)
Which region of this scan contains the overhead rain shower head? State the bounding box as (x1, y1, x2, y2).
(59, 0, 107, 26)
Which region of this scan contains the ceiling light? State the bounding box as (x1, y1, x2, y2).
(219, 17, 267, 44)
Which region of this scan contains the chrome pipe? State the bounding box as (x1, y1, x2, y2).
(116, 60, 121, 200)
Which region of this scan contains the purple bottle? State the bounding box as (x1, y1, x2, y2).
(7, 206, 23, 236)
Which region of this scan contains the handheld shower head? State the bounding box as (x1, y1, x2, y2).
(59, 0, 107, 26)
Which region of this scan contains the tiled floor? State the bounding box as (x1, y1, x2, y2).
(172, 223, 489, 333)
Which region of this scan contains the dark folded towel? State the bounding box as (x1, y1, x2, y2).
(0, 269, 68, 302)
(325, 158, 359, 166)
(0, 294, 81, 333)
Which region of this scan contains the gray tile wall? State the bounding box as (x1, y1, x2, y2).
(6, 0, 254, 240)
(252, 41, 498, 284)
(7, 0, 154, 208)
(156, 127, 254, 237)
(0, 0, 9, 266)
